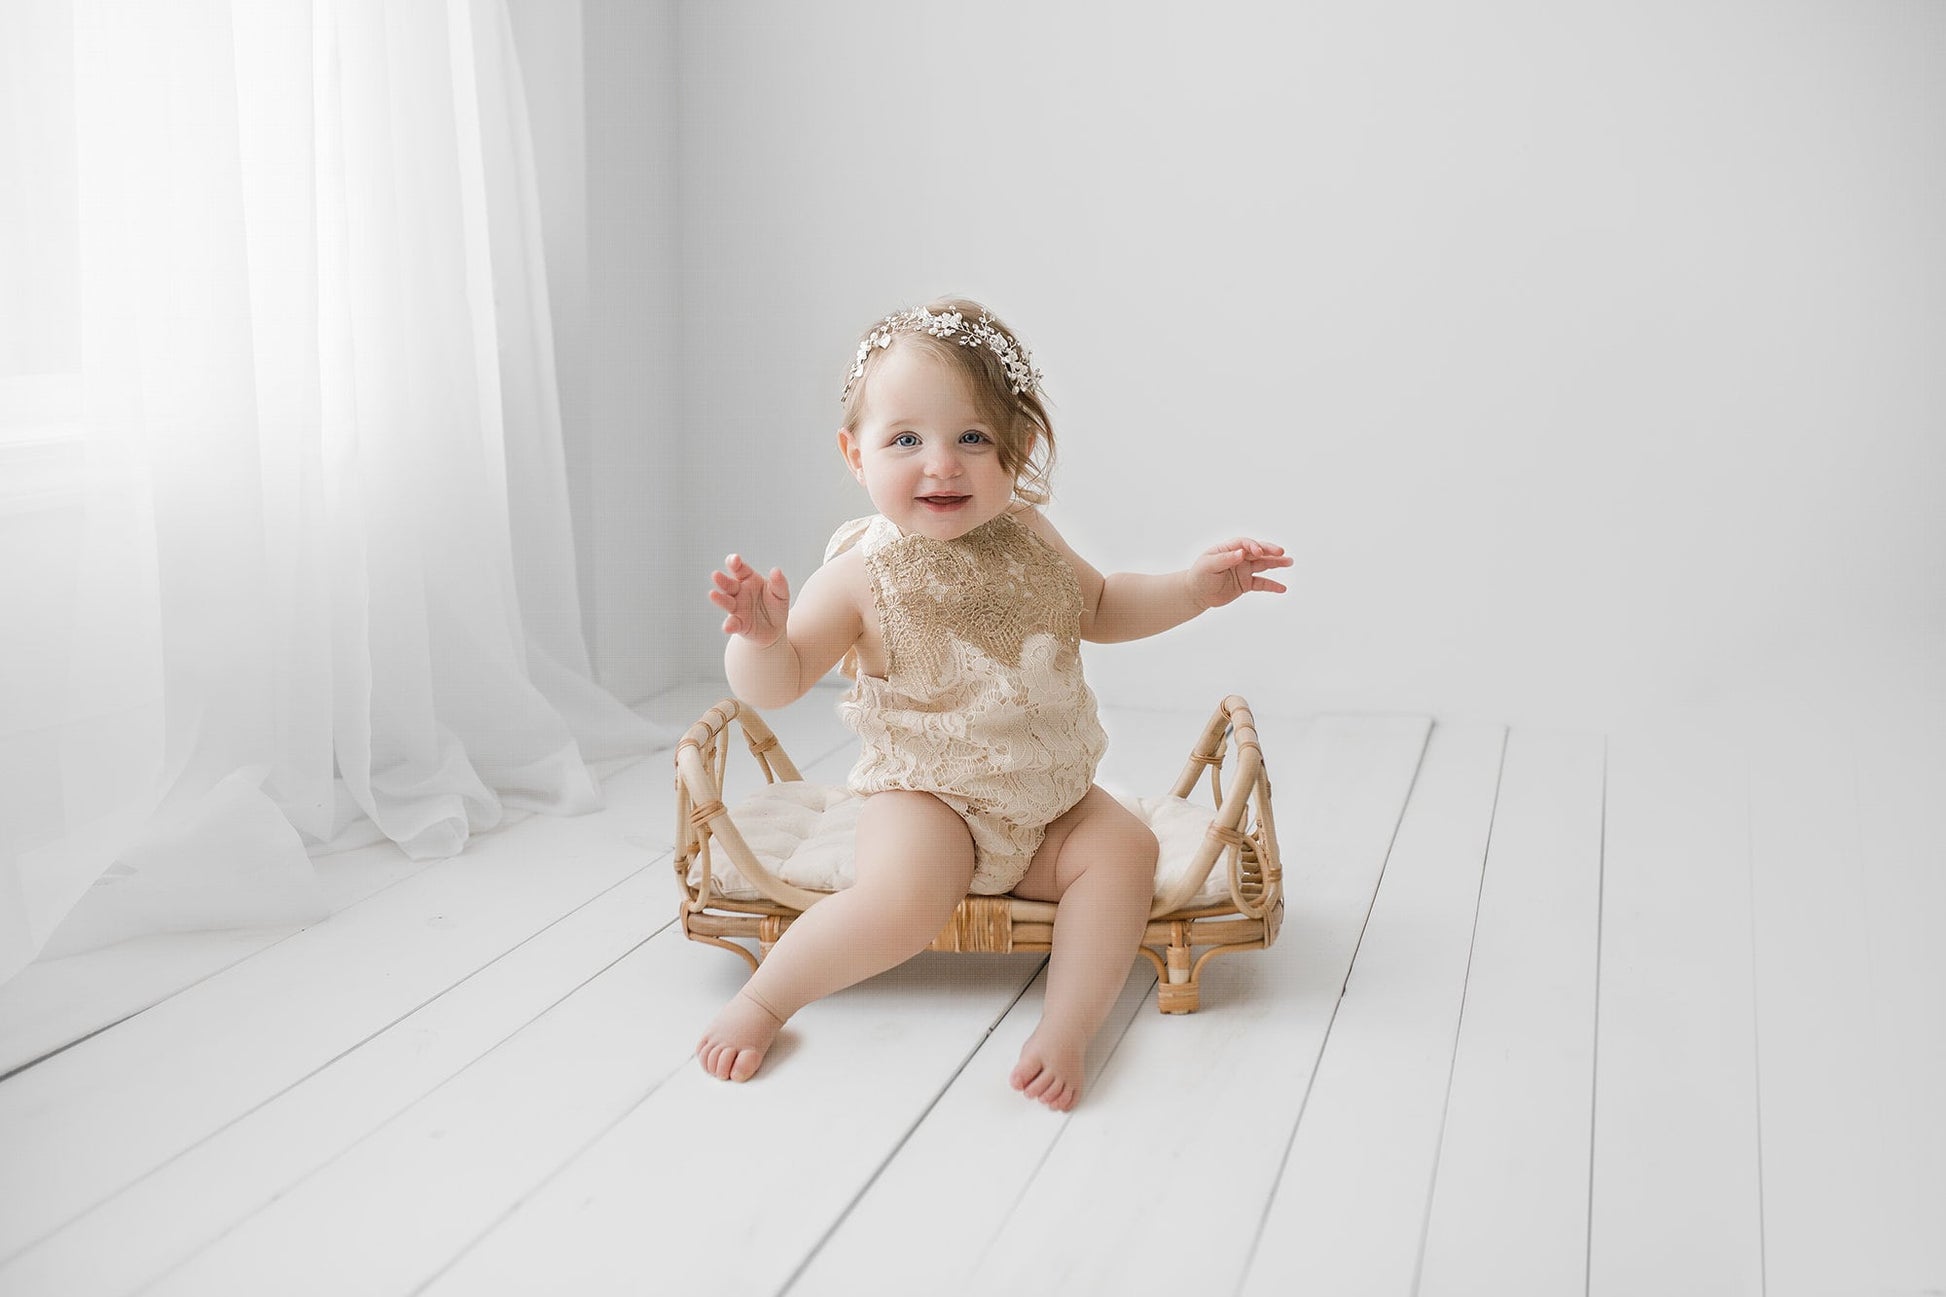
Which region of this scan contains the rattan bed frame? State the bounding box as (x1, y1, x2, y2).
(672, 695, 1282, 1013)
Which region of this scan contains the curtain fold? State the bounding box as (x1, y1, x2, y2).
(0, 0, 670, 984)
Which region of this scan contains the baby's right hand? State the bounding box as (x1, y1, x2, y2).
(708, 554, 790, 647)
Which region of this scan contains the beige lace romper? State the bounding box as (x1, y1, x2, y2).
(827, 511, 1109, 894)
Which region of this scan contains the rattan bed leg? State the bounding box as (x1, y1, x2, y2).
(679, 910, 761, 972)
(758, 914, 788, 963)
(1157, 926, 1199, 1014)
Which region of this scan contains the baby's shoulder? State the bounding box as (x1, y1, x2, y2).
(1004, 503, 1068, 553)
(1000, 505, 1094, 580)
(819, 539, 866, 576)
(823, 514, 877, 563)
(808, 532, 874, 610)
(1003, 502, 1051, 537)
(812, 535, 867, 584)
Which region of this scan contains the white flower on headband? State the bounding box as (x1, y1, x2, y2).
(842, 308, 1044, 402)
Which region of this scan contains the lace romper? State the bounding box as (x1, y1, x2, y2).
(826, 511, 1109, 894)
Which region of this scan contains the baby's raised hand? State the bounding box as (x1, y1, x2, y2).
(1189, 538, 1293, 609)
(709, 554, 790, 646)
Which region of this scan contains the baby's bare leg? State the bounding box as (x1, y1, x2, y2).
(1007, 786, 1159, 1111)
(696, 791, 975, 1082)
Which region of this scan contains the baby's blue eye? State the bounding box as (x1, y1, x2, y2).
(892, 433, 919, 448)
(959, 430, 989, 445)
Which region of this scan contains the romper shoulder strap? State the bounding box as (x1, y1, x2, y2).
(823, 515, 876, 564)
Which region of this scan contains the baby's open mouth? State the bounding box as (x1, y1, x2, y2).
(918, 494, 969, 508)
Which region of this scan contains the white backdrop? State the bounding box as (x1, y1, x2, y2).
(541, 1, 1945, 732)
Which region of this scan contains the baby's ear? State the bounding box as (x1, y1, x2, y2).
(1015, 418, 1044, 458)
(835, 428, 864, 479)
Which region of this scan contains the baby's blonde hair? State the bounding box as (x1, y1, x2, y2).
(840, 297, 1056, 505)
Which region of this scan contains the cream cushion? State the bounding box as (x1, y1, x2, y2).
(688, 782, 1234, 909)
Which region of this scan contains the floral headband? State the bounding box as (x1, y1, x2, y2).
(842, 308, 1044, 403)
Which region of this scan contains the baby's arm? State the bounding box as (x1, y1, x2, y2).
(1016, 509, 1292, 644)
(708, 550, 865, 708)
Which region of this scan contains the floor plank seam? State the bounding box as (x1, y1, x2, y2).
(21, 892, 679, 1282)
(0, 730, 705, 1083)
(1407, 728, 1507, 1296)
(1, 1004, 155, 1086)
(1582, 735, 1608, 1297)
(1739, 754, 1771, 1297)
(160, 912, 682, 1296)
(405, 1048, 702, 1297)
(775, 959, 1056, 1297)
(0, 910, 394, 1084)
(1334, 720, 1439, 1000)
(957, 967, 1158, 1283)
(1231, 718, 1437, 1297)
(394, 729, 876, 1295)
(134, 922, 675, 1294)
(0, 841, 673, 1091)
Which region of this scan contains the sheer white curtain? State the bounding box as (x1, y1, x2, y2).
(0, 0, 669, 985)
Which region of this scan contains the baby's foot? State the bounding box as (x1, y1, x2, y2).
(697, 988, 786, 1082)
(1009, 1022, 1087, 1112)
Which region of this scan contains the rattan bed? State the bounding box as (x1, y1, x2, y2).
(672, 695, 1282, 1013)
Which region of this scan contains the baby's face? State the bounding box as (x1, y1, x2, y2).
(838, 345, 1018, 541)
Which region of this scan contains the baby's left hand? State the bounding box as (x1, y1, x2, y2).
(1190, 538, 1293, 609)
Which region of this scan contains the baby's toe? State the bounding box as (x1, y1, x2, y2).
(729, 1046, 764, 1083)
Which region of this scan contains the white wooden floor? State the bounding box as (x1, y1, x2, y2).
(1, 679, 1940, 1297)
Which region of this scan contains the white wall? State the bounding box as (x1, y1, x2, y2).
(583, 0, 685, 703)
(510, 0, 685, 704)
(538, 1, 1946, 730)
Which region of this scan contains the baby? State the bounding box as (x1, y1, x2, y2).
(697, 298, 1290, 1110)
